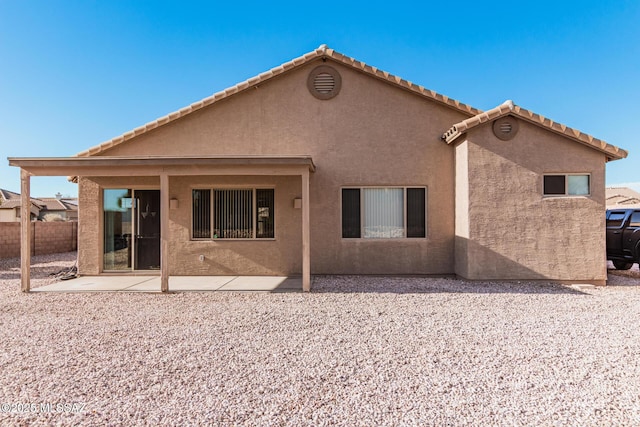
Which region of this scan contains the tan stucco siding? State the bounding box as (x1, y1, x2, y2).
(458, 120, 607, 282)
(78, 178, 100, 274)
(0, 210, 17, 222)
(88, 60, 470, 275)
(454, 141, 470, 278)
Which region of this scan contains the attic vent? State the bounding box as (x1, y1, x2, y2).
(492, 116, 519, 141)
(308, 65, 341, 100)
(314, 73, 335, 93)
(499, 123, 512, 133)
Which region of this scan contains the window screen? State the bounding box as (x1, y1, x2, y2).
(407, 188, 426, 238)
(342, 189, 361, 238)
(543, 175, 565, 195)
(192, 189, 211, 238)
(256, 189, 275, 238)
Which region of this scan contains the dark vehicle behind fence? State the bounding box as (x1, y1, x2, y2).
(606, 209, 640, 270)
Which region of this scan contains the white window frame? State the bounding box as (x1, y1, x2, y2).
(341, 186, 427, 240)
(543, 173, 591, 197)
(191, 187, 276, 241)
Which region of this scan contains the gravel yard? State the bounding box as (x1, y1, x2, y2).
(0, 252, 639, 426)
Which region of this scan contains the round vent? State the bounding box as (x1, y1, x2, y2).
(307, 65, 341, 100)
(314, 73, 335, 94)
(492, 116, 519, 141)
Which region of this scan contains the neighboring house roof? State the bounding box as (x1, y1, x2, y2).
(34, 198, 68, 211)
(75, 44, 481, 158)
(34, 197, 78, 212)
(0, 189, 78, 217)
(441, 100, 627, 161)
(0, 188, 21, 201)
(0, 199, 42, 216)
(606, 187, 640, 208)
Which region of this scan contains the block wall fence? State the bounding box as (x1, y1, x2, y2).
(0, 222, 78, 259)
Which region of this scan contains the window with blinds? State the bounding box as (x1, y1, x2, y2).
(342, 187, 426, 239)
(192, 188, 274, 239)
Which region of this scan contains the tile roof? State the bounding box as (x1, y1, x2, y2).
(0, 190, 78, 213)
(606, 187, 640, 208)
(0, 199, 43, 216)
(76, 45, 481, 157)
(0, 188, 21, 201)
(442, 100, 627, 161)
(33, 198, 68, 211)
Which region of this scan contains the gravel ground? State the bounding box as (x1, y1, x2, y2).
(0, 252, 639, 426)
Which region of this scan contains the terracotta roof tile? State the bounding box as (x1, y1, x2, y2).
(442, 100, 627, 161)
(0, 199, 42, 216)
(0, 188, 21, 201)
(76, 45, 480, 157)
(606, 187, 640, 208)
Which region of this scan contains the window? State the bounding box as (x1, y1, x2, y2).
(342, 187, 426, 239)
(607, 212, 626, 228)
(192, 188, 274, 239)
(630, 211, 640, 227)
(543, 174, 590, 196)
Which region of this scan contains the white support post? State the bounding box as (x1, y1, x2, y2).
(160, 173, 170, 292)
(302, 169, 311, 292)
(20, 169, 31, 292)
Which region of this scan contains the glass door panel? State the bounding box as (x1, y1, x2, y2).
(134, 190, 161, 270)
(103, 189, 133, 270)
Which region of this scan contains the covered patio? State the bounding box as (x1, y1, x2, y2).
(8, 155, 314, 293)
(32, 275, 302, 293)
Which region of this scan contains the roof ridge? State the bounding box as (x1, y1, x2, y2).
(442, 100, 627, 161)
(76, 45, 481, 157)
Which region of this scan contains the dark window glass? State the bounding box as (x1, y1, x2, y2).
(192, 189, 211, 238)
(407, 188, 426, 238)
(544, 175, 565, 195)
(256, 189, 275, 238)
(630, 211, 640, 227)
(607, 212, 626, 228)
(342, 189, 361, 238)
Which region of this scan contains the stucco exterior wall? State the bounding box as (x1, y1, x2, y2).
(0, 210, 17, 222)
(454, 141, 470, 278)
(455, 119, 607, 282)
(93, 59, 470, 275)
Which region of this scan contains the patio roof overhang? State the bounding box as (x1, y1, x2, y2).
(8, 155, 316, 177)
(9, 155, 314, 294)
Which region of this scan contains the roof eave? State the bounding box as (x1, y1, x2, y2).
(442, 101, 628, 161)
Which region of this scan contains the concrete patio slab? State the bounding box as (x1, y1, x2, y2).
(164, 276, 235, 292)
(33, 275, 302, 293)
(33, 276, 158, 292)
(218, 276, 298, 292)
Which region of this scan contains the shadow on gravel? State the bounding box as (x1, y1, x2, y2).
(311, 276, 589, 295)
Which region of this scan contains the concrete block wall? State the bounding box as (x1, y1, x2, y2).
(0, 221, 78, 258)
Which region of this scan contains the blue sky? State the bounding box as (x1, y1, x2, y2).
(1, 1, 639, 196)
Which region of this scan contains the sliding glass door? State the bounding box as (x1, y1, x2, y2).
(103, 189, 160, 271)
